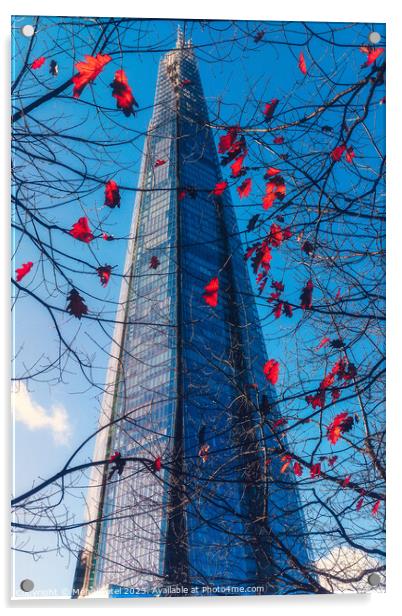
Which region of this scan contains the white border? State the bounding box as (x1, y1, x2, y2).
(2, 1, 400, 614)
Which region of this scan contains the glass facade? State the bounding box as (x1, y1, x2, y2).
(79, 30, 311, 597)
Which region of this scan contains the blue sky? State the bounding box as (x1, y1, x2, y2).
(11, 16, 385, 597)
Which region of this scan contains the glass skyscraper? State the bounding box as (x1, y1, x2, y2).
(76, 28, 312, 599)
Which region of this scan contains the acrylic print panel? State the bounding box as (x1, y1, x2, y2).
(11, 16, 386, 600)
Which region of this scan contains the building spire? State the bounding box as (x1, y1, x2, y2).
(176, 25, 184, 49)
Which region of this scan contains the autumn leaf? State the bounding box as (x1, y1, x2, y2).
(253, 30, 265, 43)
(283, 302, 293, 318)
(231, 153, 247, 178)
(110, 69, 139, 116)
(273, 136, 285, 144)
(97, 265, 112, 287)
(220, 135, 247, 166)
(149, 256, 160, 269)
(153, 457, 162, 472)
(330, 144, 346, 162)
(267, 223, 284, 247)
(31, 57, 46, 69)
(66, 289, 88, 319)
(246, 214, 260, 232)
(293, 462, 303, 477)
(263, 176, 286, 210)
(104, 180, 120, 208)
(327, 412, 354, 445)
(298, 52, 307, 75)
(310, 463, 321, 478)
(237, 177, 252, 199)
(372, 500, 381, 516)
(345, 147, 355, 163)
(263, 359, 279, 384)
(154, 159, 166, 168)
(16, 261, 33, 282)
(203, 277, 219, 307)
(360, 46, 384, 67)
(300, 279, 313, 310)
(212, 180, 228, 196)
(264, 167, 281, 178)
(72, 53, 112, 98)
(218, 127, 239, 154)
(280, 454, 292, 473)
(263, 98, 279, 122)
(69, 217, 93, 243)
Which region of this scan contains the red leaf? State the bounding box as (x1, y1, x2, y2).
(310, 463, 321, 478)
(97, 265, 112, 287)
(203, 277, 219, 307)
(102, 233, 114, 241)
(149, 256, 160, 269)
(293, 461, 303, 477)
(360, 46, 384, 67)
(342, 475, 351, 488)
(372, 500, 381, 516)
(298, 52, 307, 75)
(218, 127, 239, 154)
(31, 57, 46, 69)
(273, 302, 283, 319)
(178, 189, 187, 201)
(327, 412, 354, 445)
(345, 147, 355, 163)
(72, 53, 112, 98)
(110, 450, 121, 461)
(154, 159, 166, 168)
(273, 136, 284, 144)
(268, 223, 284, 247)
(66, 289, 88, 319)
(231, 153, 247, 178)
(318, 336, 330, 349)
(69, 217, 93, 243)
(237, 177, 252, 199)
(306, 391, 326, 409)
(265, 167, 281, 177)
(263, 177, 286, 210)
(283, 302, 293, 318)
(300, 279, 314, 310)
(104, 180, 120, 208)
(263, 359, 279, 385)
(356, 496, 364, 511)
(179, 79, 192, 88)
(330, 144, 346, 162)
(153, 457, 162, 472)
(110, 69, 138, 116)
(263, 98, 279, 122)
(212, 181, 228, 196)
(273, 417, 287, 429)
(280, 454, 292, 473)
(328, 455, 338, 467)
(16, 261, 33, 282)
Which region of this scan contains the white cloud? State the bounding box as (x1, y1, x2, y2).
(11, 381, 72, 445)
(315, 546, 385, 593)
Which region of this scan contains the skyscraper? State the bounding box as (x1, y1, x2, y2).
(76, 28, 311, 599)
